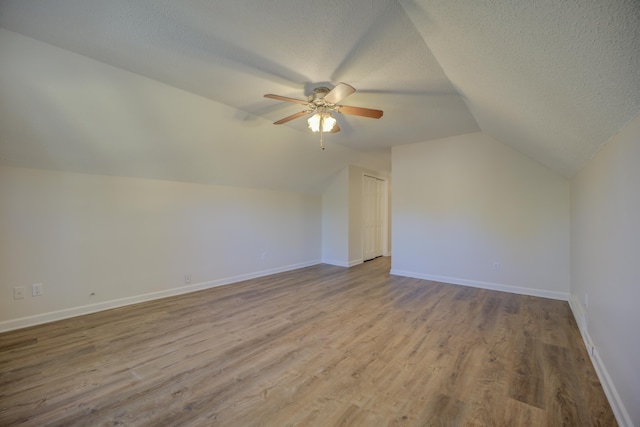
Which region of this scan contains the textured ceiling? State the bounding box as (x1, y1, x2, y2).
(0, 0, 639, 192)
(401, 0, 640, 175)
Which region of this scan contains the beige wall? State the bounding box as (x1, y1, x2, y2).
(570, 114, 640, 426)
(0, 166, 322, 330)
(321, 168, 349, 266)
(391, 132, 570, 299)
(321, 165, 390, 267)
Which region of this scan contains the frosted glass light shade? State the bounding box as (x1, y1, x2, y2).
(308, 113, 336, 132)
(323, 114, 336, 132)
(307, 113, 321, 132)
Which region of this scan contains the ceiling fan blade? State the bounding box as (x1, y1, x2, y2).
(324, 83, 356, 104)
(329, 123, 341, 134)
(335, 105, 383, 119)
(273, 110, 312, 125)
(264, 94, 309, 106)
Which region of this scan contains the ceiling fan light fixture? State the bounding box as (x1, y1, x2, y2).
(308, 112, 336, 133)
(264, 83, 383, 150)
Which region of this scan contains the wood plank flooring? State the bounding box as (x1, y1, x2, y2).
(0, 258, 616, 426)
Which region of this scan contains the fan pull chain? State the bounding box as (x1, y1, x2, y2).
(319, 115, 326, 150)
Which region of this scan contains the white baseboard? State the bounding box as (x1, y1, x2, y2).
(389, 269, 569, 301)
(321, 258, 363, 268)
(0, 259, 322, 333)
(322, 259, 349, 267)
(349, 258, 363, 267)
(568, 297, 633, 427)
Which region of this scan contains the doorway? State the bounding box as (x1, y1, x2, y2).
(363, 174, 387, 261)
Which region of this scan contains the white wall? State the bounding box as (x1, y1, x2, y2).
(321, 168, 350, 266)
(321, 165, 390, 267)
(0, 166, 321, 331)
(391, 132, 570, 299)
(570, 114, 640, 427)
(349, 166, 364, 264)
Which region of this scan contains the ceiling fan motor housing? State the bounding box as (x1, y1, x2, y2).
(309, 87, 332, 105)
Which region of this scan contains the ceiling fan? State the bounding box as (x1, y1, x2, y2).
(264, 83, 383, 149)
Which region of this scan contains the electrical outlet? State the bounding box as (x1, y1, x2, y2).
(32, 283, 43, 297)
(492, 262, 501, 271)
(185, 274, 191, 285)
(13, 287, 25, 300)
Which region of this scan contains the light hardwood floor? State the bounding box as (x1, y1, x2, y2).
(0, 258, 616, 426)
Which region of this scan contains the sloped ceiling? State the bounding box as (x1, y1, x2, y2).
(0, 0, 638, 193)
(401, 0, 640, 176)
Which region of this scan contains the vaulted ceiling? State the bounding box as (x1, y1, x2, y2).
(1, 0, 638, 193)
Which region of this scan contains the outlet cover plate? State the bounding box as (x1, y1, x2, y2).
(14, 287, 25, 300)
(32, 283, 43, 297)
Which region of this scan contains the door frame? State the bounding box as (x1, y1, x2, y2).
(361, 172, 389, 261)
